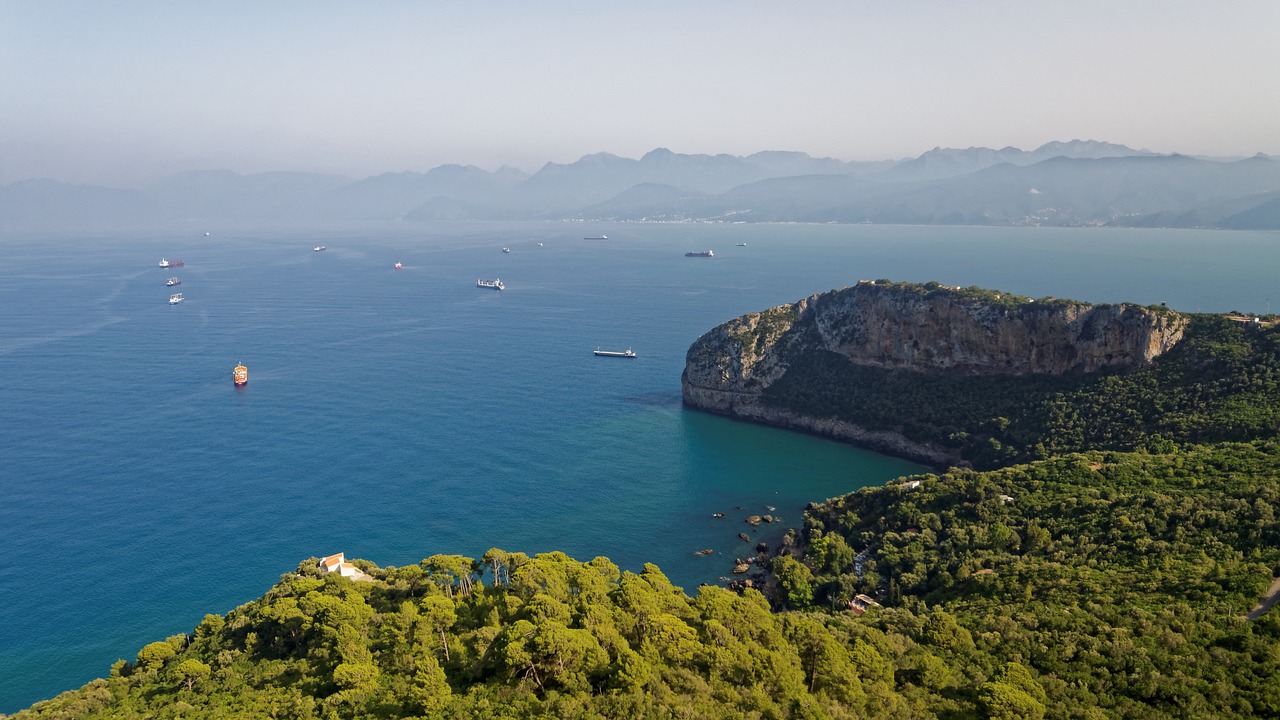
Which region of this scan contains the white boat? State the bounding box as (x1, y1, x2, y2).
(313, 246, 326, 252)
(159, 258, 170, 268)
(502, 247, 511, 253)
(736, 242, 747, 246)
(168, 293, 184, 305)
(477, 278, 505, 290)
(165, 277, 181, 286)
(594, 347, 636, 358)
(394, 261, 403, 270)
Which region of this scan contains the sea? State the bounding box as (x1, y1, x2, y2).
(1, 220, 1277, 711)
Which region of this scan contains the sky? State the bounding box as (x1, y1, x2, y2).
(2, 0, 1278, 186)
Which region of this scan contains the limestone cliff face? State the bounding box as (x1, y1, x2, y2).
(681, 281, 1187, 464)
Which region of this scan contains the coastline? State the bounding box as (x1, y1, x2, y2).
(680, 382, 962, 470)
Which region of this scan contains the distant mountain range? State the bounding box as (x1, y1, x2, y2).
(4, 141, 1279, 230)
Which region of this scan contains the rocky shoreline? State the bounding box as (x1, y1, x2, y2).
(681, 383, 961, 468)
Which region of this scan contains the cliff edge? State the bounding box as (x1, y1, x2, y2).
(681, 281, 1188, 465)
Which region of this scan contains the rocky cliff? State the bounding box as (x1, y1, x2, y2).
(681, 281, 1188, 465)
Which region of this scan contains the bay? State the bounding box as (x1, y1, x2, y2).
(0, 220, 1276, 711)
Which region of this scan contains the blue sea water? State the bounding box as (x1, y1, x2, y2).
(1, 221, 1277, 711)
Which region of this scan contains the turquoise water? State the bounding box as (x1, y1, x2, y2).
(1, 221, 1277, 711)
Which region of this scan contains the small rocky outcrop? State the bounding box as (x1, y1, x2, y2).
(682, 280, 1187, 464)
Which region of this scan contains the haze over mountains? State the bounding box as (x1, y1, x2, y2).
(4, 140, 1279, 231)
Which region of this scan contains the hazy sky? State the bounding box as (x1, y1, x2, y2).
(2, 1, 1277, 186)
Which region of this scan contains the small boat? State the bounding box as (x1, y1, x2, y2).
(233, 363, 248, 386)
(165, 277, 181, 286)
(584, 235, 608, 240)
(538, 242, 544, 247)
(594, 347, 636, 358)
(685, 250, 714, 257)
(159, 258, 184, 268)
(168, 293, 184, 304)
(394, 262, 403, 270)
(502, 247, 511, 253)
(477, 278, 504, 290)
(313, 246, 326, 252)
(736, 242, 747, 247)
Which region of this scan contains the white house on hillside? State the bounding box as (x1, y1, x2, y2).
(318, 552, 372, 581)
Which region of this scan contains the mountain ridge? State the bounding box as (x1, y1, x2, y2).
(5, 142, 1279, 230)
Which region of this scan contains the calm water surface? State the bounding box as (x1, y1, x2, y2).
(1, 221, 1276, 710)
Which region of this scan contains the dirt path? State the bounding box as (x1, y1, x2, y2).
(1246, 577, 1280, 621)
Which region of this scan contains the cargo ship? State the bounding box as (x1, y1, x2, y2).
(158, 258, 185, 268)
(584, 235, 608, 240)
(165, 277, 181, 286)
(168, 293, 184, 304)
(477, 278, 505, 290)
(233, 363, 248, 386)
(594, 347, 636, 358)
(684, 250, 714, 257)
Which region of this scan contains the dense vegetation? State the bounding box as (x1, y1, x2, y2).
(795, 441, 1280, 718)
(12, 443, 1280, 719)
(11, 551, 935, 719)
(763, 312, 1280, 469)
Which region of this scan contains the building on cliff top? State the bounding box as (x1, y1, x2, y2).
(318, 552, 373, 581)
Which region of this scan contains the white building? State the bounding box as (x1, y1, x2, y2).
(318, 552, 372, 581)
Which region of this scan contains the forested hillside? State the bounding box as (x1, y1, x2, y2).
(794, 441, 1280, 718)
(13, 442, 1280, 719)
(764, 310, 1280, 469)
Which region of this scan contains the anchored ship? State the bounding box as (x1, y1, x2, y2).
(233, 363, 248, 386)
(158, 258, 185, 268)
(594, 347, 636, 358)
(477, 278, 505, 290)
(684, 250, 714, 257)
(168, 293, 184, 304)
(584, 235, 608, 240)
(165, 277, 181, 286)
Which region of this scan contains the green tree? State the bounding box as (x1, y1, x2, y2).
(407, 654, 451, 714)
(773, 555, 816, 608)
(135, 641, 175, 672)
(419, 594, 456, 661)
(980, 679, 1046, 720)
(171, 659, 210, 691)
(920, 611, 974, 652)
